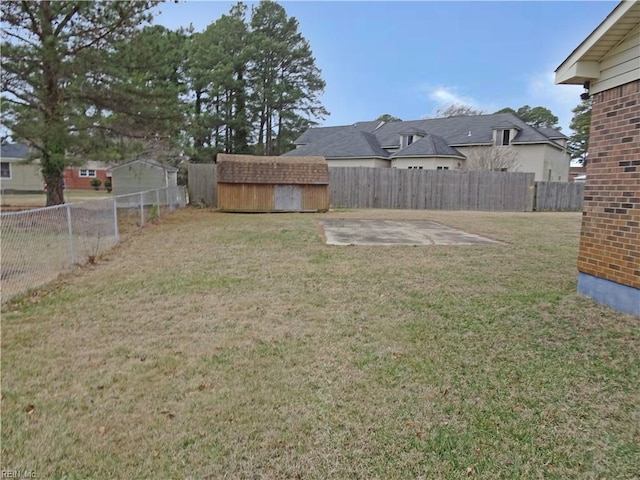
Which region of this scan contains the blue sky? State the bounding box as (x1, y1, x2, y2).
(152, 1, 618, 133)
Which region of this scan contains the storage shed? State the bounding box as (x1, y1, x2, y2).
(109, 159, 178, 196)
(217, 154, 329, 212)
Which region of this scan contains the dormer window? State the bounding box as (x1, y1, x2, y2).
(495, 128, 512, 146)
(401, 134, 415, 148)
(401, 131, 424, 148)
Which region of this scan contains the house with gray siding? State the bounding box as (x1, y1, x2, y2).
(109, 159, 178, 196)
(0, 143, 43, 193)
(283, 113, 571, 181)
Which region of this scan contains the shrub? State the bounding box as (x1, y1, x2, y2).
(90, 178, 102, 190)
(104, 179, 112, 193)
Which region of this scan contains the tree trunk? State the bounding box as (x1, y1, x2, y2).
(45, 172, 65, 206)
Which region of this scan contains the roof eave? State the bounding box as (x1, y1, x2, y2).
(555, 0, 637, 85)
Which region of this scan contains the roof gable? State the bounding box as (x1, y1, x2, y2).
(217, 154, 329, 184)
(391, 134, 465, 158)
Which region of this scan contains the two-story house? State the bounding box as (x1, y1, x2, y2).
(282, 113, 571, 181)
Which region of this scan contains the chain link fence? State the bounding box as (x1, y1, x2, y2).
(1, 186, 187, 302)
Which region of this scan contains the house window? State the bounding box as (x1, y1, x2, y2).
(79, 169, 97, 178)
(0, 162, 11, 179)
(408, 166, 423, 170)
(402, 134, 415, 148)
(496, 129, 511, 146)
(437, 166, 449, 170)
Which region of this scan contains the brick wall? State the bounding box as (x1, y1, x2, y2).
(63, 167, 110, 189)
(579, 79, 640, 289)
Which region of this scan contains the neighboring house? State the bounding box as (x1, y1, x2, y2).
(109, 159, 178, 196)
(216, 154, 329, 212)
(555, 0, 639, 316)
(64, 161, 113, 189)
(283, 113, 571, 181)
(0, 143, 43, 193)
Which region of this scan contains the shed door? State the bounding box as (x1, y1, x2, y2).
(274, 185, 303, 211)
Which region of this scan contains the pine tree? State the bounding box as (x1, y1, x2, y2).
(568, 99, 592, 165)
(248, 1, 327, 156)
(1, 1, 175, 205)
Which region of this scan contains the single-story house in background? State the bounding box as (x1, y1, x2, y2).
(555, 0, 639, 316)
(64, 161, 113, 189)
(282, 113, 571, 182)
(0, 143, 43, 193)
(216, 153, 329, 212)
(109, 159, 178, 196)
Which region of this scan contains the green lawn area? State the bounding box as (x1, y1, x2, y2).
(1, 190, 112, 209)
(1, 208, 638, 479)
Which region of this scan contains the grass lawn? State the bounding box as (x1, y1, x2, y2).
(1, 190, 112, 209)
(1, 208, 638, 479)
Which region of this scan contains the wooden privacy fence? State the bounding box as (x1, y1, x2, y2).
(534, 181, 585, 211)
(188, 163, 217, 207)
(187, 164, 584, 212)
(329, 168, 535, 211)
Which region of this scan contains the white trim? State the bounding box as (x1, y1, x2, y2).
(79, 168, 97, 178)
(555, 1, 639, 85)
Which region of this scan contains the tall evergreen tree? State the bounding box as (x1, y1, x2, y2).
(0, 1, 175, 205)
(185, 2, 251, 161)
(568, 98, 592, 165)
(248, 0, 327, 156)
(495, 105, 560, 130)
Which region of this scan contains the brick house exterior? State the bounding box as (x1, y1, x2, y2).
(64, 163, 111, 189)
(555, 0, 639, 316)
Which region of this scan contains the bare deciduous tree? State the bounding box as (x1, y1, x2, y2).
(463, 147, 520, 172)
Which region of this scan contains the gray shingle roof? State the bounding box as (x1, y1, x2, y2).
(287, 113, 564, 159)
(0, 143, 30, 159)
(294, 121, 382, 146)
(283, 129, 389, 158)
(391, 134, 465, 158)
(536, 127, 567, 139)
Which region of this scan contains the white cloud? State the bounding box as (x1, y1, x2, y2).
(428, 86, 473, 106)
(422, 85, 496, 118)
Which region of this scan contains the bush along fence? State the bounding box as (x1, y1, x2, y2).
(0, 186, 187, 303)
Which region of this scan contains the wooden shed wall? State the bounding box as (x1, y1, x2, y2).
(217, 183, 328, 212)
(302, 185, 329, 211)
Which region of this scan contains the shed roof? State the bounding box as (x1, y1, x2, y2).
(217, 154, 329, 185)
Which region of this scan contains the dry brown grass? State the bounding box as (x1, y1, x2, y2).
(1, 208, 638, 479)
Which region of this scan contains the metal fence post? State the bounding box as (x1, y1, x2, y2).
(156, 189, 161, 218)
(169, 187, 174, 212)
(140, 191, 145, 226)
(66, 204, 75, 264)
(113, 197, 120, 243)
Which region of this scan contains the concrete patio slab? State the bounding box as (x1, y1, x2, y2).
(318, 219, 504, 246)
